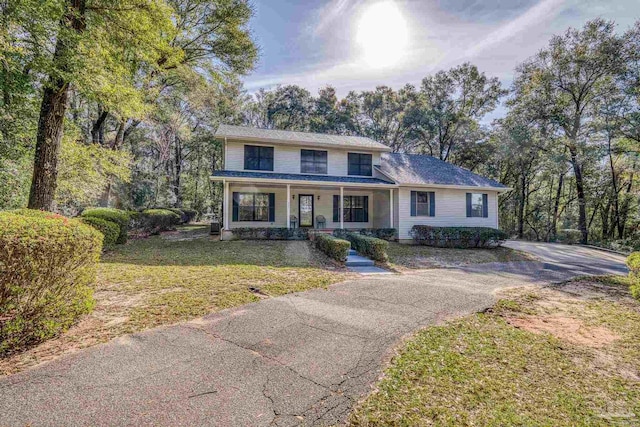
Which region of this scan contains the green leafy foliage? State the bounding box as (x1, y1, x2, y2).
(230, 227, 309, 240)
(164, 208, 186, 223)
(352, 228, 397, 241)
(181, 208, 198, 223)
(626, 252, 640, 300)
(81, 208, 130, 244)
(56, 138, 131, 211)
(314, 234, 350, 263)
(0, 210, 101, 355)
(410, 226, 508, 248)
(80, 217, 120, 250)
(556, 229, 583, 245)
(339, 232, 389, 262)
(140, 209, 181, 234)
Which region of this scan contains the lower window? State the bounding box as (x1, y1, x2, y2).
(238, 193, 270, 221)
(469, 193, 485, 218)
(333, 195, 369, 222)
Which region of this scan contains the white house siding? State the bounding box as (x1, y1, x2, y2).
(396, 187, 500, 240)
(227, 184, 376, 229)
(224, 140, 382, 176)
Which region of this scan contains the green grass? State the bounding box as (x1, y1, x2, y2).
(98, 226, 348, 331)
(349, 279, 640, 426)
(386, 242, 536, 270)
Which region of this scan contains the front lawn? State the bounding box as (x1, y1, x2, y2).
(349, 275, 640, 426)
(387, 242, 536, 270)
(1, 225, 350, 375)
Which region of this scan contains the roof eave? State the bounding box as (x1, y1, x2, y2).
(215, 134, 392, 152)
(210, 175, 398, 188)
(394, 182, 511, 192)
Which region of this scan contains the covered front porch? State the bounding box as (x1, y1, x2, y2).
(217, 178, 397, 240)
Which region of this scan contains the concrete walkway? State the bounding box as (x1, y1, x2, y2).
(0, 242, 627, 426)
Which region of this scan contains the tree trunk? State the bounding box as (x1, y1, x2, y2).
(568, 147, 588, 244)
(517, 174, 526, 239)
(550, 172, 564, 241)
(173, 136, 182, 208)
(27, 0, 86, 210)
(91, 106, 108, 145)
(112, 119, 125, 149)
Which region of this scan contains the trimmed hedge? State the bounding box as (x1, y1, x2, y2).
(343, 232, 388, 262)
(410, 226, 508, 248)
(0, 211, 101, 355)
(230, 227, 309, 240)
(81, 217, 119, 249)
(334, 228, 397, 241)
(165, 208, 186, 224)
(141, 209, 182, 234)
(81, 208, 130, 244)
(626, 252, 640, 300)
(315, 234, 351, 263)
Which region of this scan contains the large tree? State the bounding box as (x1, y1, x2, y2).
(405, 63, 505, 163)
(26, 0, 176, 210)
(511, 19, 627, 243)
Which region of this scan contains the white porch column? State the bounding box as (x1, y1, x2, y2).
(286, 184, 291, 229)
(340, 186, 344, 229)
(389, 188, 394, 228)
(223, 180, 230, 230)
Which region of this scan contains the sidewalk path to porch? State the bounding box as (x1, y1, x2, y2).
(0, 243, 627, 427)
(345, 249, 392, 274)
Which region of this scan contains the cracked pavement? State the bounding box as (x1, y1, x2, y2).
(0, 242, 627, 426)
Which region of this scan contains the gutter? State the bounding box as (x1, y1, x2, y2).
(209, 175, 398, 188)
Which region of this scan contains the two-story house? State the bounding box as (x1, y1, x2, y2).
(212, 125, 508, 241)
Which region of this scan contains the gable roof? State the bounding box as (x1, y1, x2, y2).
(378, 153, 508, 190)
(215, 124, 391, 152)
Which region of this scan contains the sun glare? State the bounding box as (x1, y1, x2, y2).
(356, 1, 409, 68)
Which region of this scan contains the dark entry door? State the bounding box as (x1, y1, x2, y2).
(299, 194, 314, 227)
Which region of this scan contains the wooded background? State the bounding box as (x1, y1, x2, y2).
(1, 1, 639, 245)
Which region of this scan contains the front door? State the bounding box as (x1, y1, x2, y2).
(299, 194, 314, 227)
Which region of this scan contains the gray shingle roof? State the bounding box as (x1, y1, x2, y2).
(215, 124, 391, 151)
(379, 153, 507, 189)
(212, 170, 395, 185)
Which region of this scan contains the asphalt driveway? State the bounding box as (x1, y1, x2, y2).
(0, 242, 627, 426)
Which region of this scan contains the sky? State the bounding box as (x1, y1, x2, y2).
(243, 0, 639, 120)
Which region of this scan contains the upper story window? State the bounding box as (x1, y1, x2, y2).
(348, 153, 372, 176)
(300, 149, 328, 174)
(244, 145, 274, 171)
(466, 193, 488, 218)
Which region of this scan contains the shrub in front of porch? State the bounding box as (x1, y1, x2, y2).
(315, 234, 351, 263)
(231, 228, 309, 240)
(410, 226, 508, 248)
(333, 228, 397, 241)
(342, 233, 389, 262)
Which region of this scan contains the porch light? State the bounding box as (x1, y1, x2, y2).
(292, 194, 295, 200)
(317, 195, 320, 200)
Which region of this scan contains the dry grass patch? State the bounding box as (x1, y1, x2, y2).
(1, 226, 350, 375)
(386, 242, 536, 270)
(349, 275, 640, 426)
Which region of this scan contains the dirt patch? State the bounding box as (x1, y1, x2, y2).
(507, 315, 620, 348)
